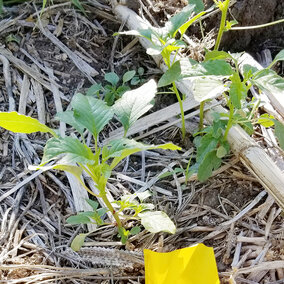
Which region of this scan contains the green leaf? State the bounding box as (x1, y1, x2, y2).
(28, 163, 96, 196)
(71, 233, 88, 251)
(190, 0, 204, 13)
(162, 42, 184, 54)
(229, 73, 247, 109)
(0, 111, 56, 136)
(136, 190, 152, 202)
(97, 208, 108, 217)
(274, 120, 284, 150)
(232, 113, 254, 135)
(102, 138, 147, 161)
(113, 79, 156, 134)
(242, 64, 259, 79)
(198, 150, 222, 181)
(166, 4, 196, 37)
(158, 61, 181, 87)
(123, 70, 136, 84)
(162, 58, 233, 86)
(140, 203, 155, 211)
(70, 0, 86, 15)
(257, 114, 275, 128)
(182, 59, 234, 78)
(66, 214, 91, 225)
(139, 211, 176, 234)
(104, 138, 181, 169)
(56, 110, 85, 135)
(196, 135, 219, 163)
(116, 85, 130, 97)
(86, 199, 99, 210)
(29, 163, 82, 176)
(177, 11, 206, 38)
(193, 77, 229, 102)
(146, 45, 164, 56)
(131, 76, 141, 86)
(270, 49, 284, 67)
(138, 67, 144, 76)
(104, 88, 116, 106)
(252, 69, 284, 95)
(86, 84, 102, 96)
(41, 137, 95, 165)
(224, 20, 238, 31)
(204, 50, 233, 61)
(216, 145, 227, 158)
(71, 93, 113, 139)
(105, 72, 119, 86)
(242, 121, 254, 135)
(118, 227, 130, 244)
(130, 226, 141, 235)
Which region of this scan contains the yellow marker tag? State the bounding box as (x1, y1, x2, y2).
(144, 243, 220, 284)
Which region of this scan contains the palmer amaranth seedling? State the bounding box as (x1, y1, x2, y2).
(0, 80, 179, 250)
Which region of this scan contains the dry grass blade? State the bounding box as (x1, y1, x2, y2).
(0, 47, 57, 92)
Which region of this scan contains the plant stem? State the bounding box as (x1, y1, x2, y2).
(199, 20, 205, 40)
(199, 101, 205, 131)
(231, 18, 284, 30)
(101, 193, 122, 228)
(84, 164, 123, 228)
(94, 137, 98, 154)
(223, 101, 234, 140)
(156, 91, 175, 94)
(172, 82, 186, 140)
(214, 0, 230, 51)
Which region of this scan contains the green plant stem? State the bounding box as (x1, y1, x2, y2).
(101, 193, 122, 228)
(199, 20, 205, 40)
(156, 92, 175, 94)
(214, 0, 230, 51)
(248, 99, 260, 121)
(231, 18, 284, 30)
(94, 137, 98, 153)
(223, 101, 234, 140)
(199, 101, 205, 131)
(83, 164, 123, 228)
(172, 82, 186, 140)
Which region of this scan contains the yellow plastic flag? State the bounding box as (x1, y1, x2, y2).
(144, 243, 220, 284)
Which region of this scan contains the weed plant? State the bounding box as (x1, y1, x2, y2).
(0, 80, 179, 249)
(88, 69, 144, 106)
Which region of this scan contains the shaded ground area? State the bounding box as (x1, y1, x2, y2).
(0, 0, 283, 283)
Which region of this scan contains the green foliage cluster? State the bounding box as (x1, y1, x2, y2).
(0, 80, 179, 249)
(117, 0, 284, 182)
(88, 68, 144, 106)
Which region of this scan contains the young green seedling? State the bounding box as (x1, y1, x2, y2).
(0, 80, 179, 249)
(87, 70, 138, 106)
